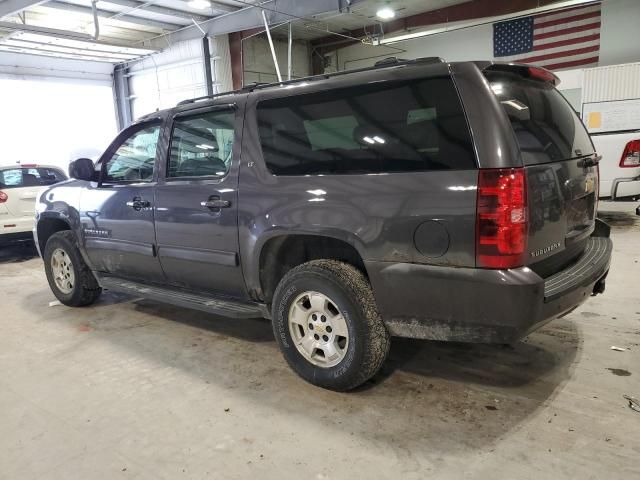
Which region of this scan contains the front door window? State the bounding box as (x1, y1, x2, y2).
(103, 125, 160, 183)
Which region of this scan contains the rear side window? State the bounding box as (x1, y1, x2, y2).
(0, 167, 66, 189)
(168, 109, 235, 178)
(257, 77, 476, 175)
(485, 70, 594, 165)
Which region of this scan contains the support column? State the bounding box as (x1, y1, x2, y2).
(113, 64, 132, 129)
(229, 31, 243, 89)
(202, 35, 214, 96)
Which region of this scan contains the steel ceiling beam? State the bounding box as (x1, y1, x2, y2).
(99, 0, 213, 22)
(3, 37, 141, 58)
(0, 42, 133, 60)
(0, 45, 123, 62)
(0, 19, 160, 51)
(146, 0, 363, 48)
(0, 19, 93, 40)
(45, 1, 185, 30)
(0, 0, 47, 18)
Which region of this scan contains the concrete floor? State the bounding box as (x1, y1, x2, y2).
(1, 201, 639, 480)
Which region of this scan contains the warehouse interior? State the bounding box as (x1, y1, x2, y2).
(1, 0, 639, 478)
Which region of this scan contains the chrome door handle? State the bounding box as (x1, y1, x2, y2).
(126, 198, 150, 211)
(200, 199, 230, 209)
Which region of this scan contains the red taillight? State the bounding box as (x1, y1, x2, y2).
(476, 168, 528, 269)
(619, 140, 640, 168)
(0, 191, 7, 203)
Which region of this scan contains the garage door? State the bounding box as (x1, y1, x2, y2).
(0, 75, 117, 170)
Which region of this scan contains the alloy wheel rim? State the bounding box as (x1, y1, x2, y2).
(288, 291, 350, 368)
(51, 248, 75, 294)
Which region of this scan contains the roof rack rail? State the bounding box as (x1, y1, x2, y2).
(176, 56, 445, 107)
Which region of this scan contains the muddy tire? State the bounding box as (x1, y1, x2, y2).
(44, 230, 102, 307)
(272, 260, 390, 391)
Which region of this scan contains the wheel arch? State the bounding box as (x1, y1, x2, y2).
(36, 214, 72, 255)
(256, 233, 368, 305)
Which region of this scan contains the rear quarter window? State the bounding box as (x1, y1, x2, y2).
(256, 77, 477, 175)
(0, 167, 66, 189)
(485, 70, 594, 165)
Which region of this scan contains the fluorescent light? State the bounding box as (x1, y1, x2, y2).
(373, 136, 386, 144)
(188, 0, 211, 9)
(375, 0, 597, 45)
(376, 7, 395, 20)
(363, 136, 375, 144)
(196, 144, 215, 149)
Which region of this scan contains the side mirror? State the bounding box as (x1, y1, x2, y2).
(69, 158, 96, 181)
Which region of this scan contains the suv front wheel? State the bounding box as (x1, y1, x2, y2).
(44, 231, 102, 307)
(272, 260, 390, 391)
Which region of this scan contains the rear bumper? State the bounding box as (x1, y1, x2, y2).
(366, 224, 612, 343)
(600, 174, 640, 199)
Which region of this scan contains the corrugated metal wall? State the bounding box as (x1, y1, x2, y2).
(128, 38, 204, 119)
(210, 35, 233, 94)
(128, 35, 232, 120)
(242, 36, 310, 84)
(583, 62, 640, 103)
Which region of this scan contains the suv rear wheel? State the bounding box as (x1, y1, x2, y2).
(44, 231, 102, 307)
(272, 260, 390, 391)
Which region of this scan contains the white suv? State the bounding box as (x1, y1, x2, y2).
(0, 164, 67, 244)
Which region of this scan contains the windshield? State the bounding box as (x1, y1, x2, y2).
(485, 70, 594, 165)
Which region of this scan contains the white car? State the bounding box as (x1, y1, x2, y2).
(592, 132, 640, 199)
(0, 164, 67, 244)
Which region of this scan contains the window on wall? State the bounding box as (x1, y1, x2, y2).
(256, 77, 476, 175)
(168, 109, 235, 178)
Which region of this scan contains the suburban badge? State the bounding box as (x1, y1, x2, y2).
(530, 242, 561, 257)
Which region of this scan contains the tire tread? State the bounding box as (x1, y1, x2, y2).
(272, 259, 390, 391)
(44, 230, 101, 307)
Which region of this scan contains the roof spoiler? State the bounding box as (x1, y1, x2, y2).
(481, 62, 561, 87)
(374, 56, 444, 67)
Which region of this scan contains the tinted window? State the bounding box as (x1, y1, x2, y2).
(485, 70, 594, 165)
(0, 167, 66, 189)
(168, 109, 234, 178)
(257, 77, 476, 175)
(104, 125, 160, 183)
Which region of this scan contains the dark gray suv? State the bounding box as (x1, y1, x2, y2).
(34, 58, 612, 391)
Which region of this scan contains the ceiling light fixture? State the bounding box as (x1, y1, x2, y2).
(376, 6, 395, 20)
(375, 0, 596, 44)
(188, 0, 211, 10)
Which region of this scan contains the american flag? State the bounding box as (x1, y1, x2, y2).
(493, 3, 601, 70)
